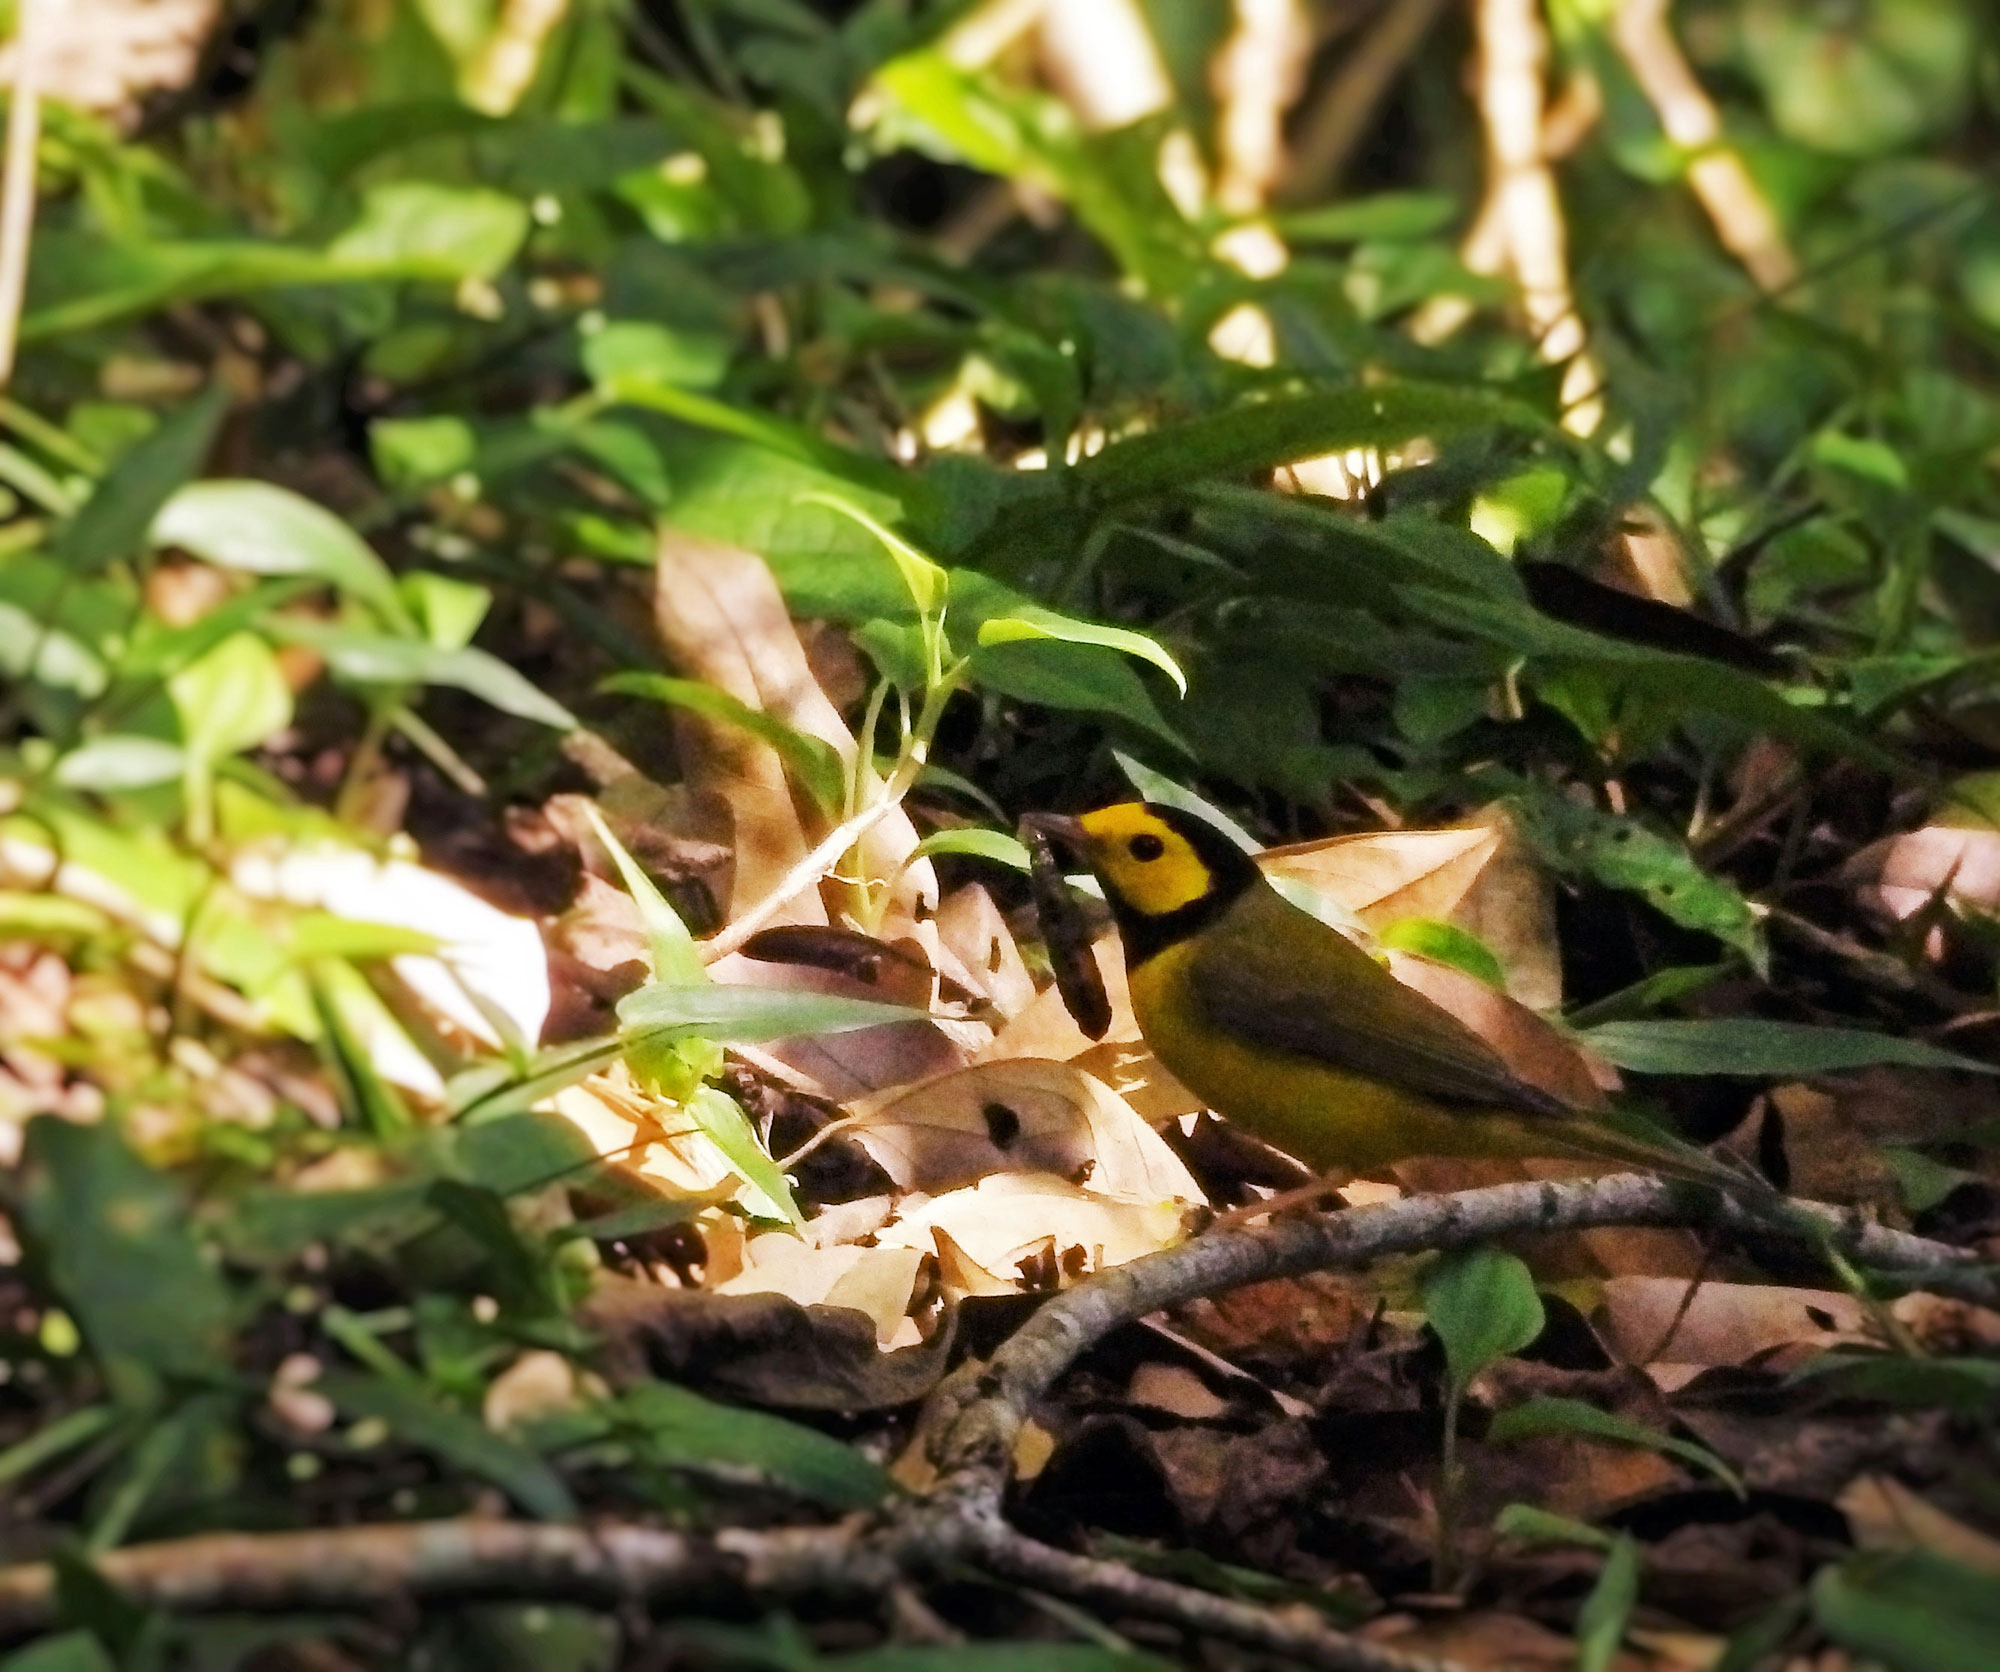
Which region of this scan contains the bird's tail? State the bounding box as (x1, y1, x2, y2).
(1544, 1105, 1782, 1203)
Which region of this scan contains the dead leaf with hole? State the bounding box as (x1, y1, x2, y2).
(1599, 1277, 1870, 1386)
(845, 1058, 1206, 1204)
(934, 883, 1038, 1016)
(653, 531, 935, 930)
(877, 1173, 1192, 1290)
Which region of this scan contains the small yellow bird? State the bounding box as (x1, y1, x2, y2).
(1029, 801, 1764, 1192)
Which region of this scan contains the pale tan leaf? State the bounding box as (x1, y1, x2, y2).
(877, 1173, 1191, 1282)
(1846, 825, 2000, 921)
(932, 883, 1038, 1016)
(1838, 1474, 2000, 1575)
(713, 1236, 923, 1347)
(846, 1057, 1206, 1205)
(1600, 1276, 1867, 1383)
(483, 1350, 583, 1433)
(982, 935, 1139, 1061)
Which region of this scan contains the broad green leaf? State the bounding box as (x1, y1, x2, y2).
(326, 182, 530, 281)
(1813, 1550, 2000, 1672)
(800, 492, 945, 618)
(600, 672, 846, 812)
(318, 1371, 575, 1520)
(1074, 384, 1551, 503)
(0, 1632, 118, 1672)
(578, 801, 705, 983)
(1576, 1535, 1641, 1672)
(268, 620, 576, 730)
(908, 827, 1030, 871)
(974, 606, 1187, 697)
(616, 982, 930, 1040)
(52, 735, 186, 791)
(614, 1381, 891, 1510)
(1578, 1018, 1998, 1078)
(371, 416, 477, 491)
(1420, 1245, 1544, 1397)
(51, 384, 227, 572)
(1377, 919, 1507, 990)
(582, 319, 730, 393)
(969, 638, 1187, 750)
(1487, 1396, 1743, 1495)
(168, 631, 292, 764)
(402, 570, 491, 651)
(152, 480, 409, 628)
(16, 1116, 234, 1406)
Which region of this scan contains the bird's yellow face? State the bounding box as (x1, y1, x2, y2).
(1075, 803, 1222, 918)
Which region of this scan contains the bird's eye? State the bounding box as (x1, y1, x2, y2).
(1127, 833, 1166, 862)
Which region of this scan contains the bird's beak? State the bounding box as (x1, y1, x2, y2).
(1020, 811, 1089, 856)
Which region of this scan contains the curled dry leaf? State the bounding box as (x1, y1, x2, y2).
(585, 1272, 956, 1410)
(877, 1172, 1193, 1290)
(713, 1235, 926, 1348)
(652, 531, 935, 929)
(845, 1057, 1206, 1205)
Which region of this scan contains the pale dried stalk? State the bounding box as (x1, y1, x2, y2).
(1610, 0, 1795, 291)
(0, 0, 45, 387)
(1212, 0, 1311, 213)
(464, 0, 571, 115)
(1036, 0, 1174, 131)
(1473, 0, 1602, 432)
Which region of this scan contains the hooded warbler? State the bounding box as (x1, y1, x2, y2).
(1028, 801, 1763, 1193)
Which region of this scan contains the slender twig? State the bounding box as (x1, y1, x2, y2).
(0, 0, 42, 388)
(1284, 0, 1455, 202)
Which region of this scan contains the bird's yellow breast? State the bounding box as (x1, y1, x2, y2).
(1127, 937, 1533, 1175)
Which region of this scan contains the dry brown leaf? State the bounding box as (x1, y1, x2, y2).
(877, 1173, 1191, 1284)
(933, 883, 1038, 1016)
(1837, 1473, 2000, 1574)
(482, 1350, 585, 1433)
(1846, 825, 2000, 923)
(653, 531, 935, 927)
(1261, 807, 1562, 1008)
(1362, 1610, 1660, 1672)
(845, 1057, 1205, 1205)
(1128, 1362, 1230, 1420)
(983, 935, 1140, 1061)
(1600, 1277, 1868, 1384)
(713, 1237, 924, 1348)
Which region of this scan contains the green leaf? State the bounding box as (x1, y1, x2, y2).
(681, 1085, 801, 1228)
(799, 492, 946, 618)
(577, 800, 705, 984)
(615, 983, 930, 1040)
(1578, 1018, 1998, 1078)
(974, 605, 1187, 696)
(1377, 919, 1507, 989)
(0, 1633, 118, 1672)
(52, 735, 186, 791)
(318, 1371, 575, 1520)
(1420, 1245, 1544, 1397)
(268, 619, 576, 730)
(1074, 384, 1551, 503)
(402, 570, 491, 651)
(907, 828, 1031, 871)
(167, 631, 292, 764)
(1813, 1550, 2000, 1672)
(372, 415, 477, 490)
(16, 1116, 234, 1406)
(1277, 192, 1460, 244)
(1576, 1535, 1641, 1672)
(600, 673, 845, 813)
(1492, 1503, 1616, 1551)
(306, 960, 415, 1137)
(1792, 1353, 2000, 1418)
(152, 480, 409, 628)
(1113, 753, 1263, 851)
(582, 319, 730, 393)
(614, 1382, 891, 1510)
(1487, 1396, 1743, 1495)
(326, 182, 530, 281)
(52, 385, 227, 573)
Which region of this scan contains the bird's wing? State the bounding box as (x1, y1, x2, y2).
(1189, 887, 1570, 1118)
